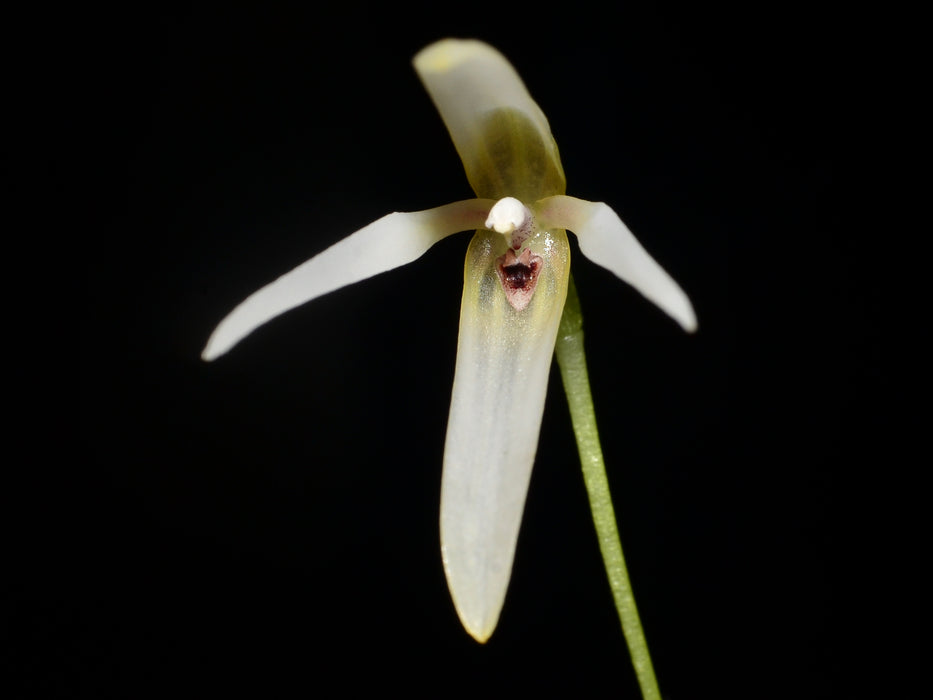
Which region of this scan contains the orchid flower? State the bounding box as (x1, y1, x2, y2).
(203, 38, 695, 697)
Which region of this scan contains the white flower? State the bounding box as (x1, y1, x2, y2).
(202, 38, 696, 643)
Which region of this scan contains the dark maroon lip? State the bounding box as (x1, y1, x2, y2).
(496, 248, 543, 311)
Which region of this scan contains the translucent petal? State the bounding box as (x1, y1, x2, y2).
(537, 195, 698, 332)
(441, 226, 570, 642)
(202, 199, 495, 360)
(413, 39, 566, 202)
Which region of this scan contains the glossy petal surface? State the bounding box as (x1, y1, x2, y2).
(441, 225, 570, 641)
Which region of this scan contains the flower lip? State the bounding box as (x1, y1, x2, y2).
(496, 248, 542, 311)
(441, 224, 570, 642)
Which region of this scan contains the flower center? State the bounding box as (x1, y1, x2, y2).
(485, 196, 534, 251)
(487, 197, 544, 311)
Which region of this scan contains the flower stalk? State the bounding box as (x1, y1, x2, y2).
(556, 276, 661, 700)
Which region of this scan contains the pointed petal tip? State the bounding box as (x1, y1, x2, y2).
(200, 317, 241, 362)
(465, 623, 493, 644)
(682, 309, 699, 334)
(658, 287, 698, 335)
(672, 297, 699, 334)
(449, 592, 498, 644)
(200, 341, 221, 362)
(442, 545, 504, 645)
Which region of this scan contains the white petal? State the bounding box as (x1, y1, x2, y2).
(536, 195, 698, 332)
(202, 199, 495, 360)
(413, 39, 566, 201)
(441, 226, 570, 642)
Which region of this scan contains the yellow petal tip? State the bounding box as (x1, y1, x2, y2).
(413, 38, 490, 74)
(466, 627, 493, 644)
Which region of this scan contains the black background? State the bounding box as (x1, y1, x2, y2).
(37, 2, 878, 697)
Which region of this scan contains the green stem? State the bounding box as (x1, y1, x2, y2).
(555, 275, 661, 700)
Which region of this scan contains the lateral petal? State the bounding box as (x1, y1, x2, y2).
(202, 199, 495, 360)
(441, 226, 570, 642)
(536, 195, 697, 332)
(413, 39, 566, 201)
